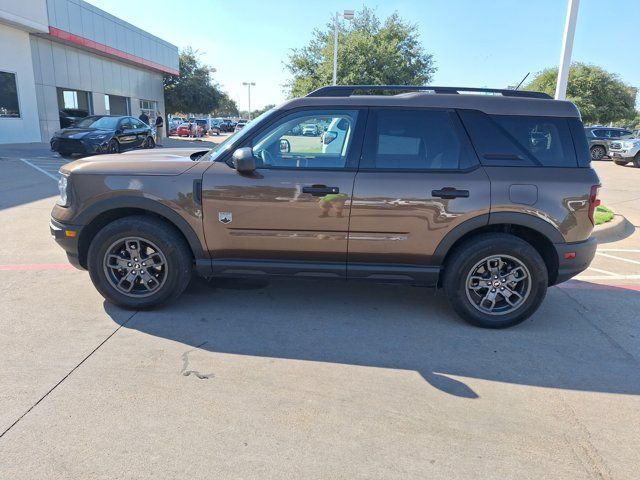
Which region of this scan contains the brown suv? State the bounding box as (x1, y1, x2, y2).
(51, 86, 600, 328)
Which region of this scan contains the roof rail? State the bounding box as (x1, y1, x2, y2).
(306, 85, 552, 99)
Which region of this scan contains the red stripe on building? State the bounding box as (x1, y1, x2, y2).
(48, 26, 179, 76)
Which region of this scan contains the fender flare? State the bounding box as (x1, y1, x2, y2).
(75, 196, 205, 260)
(432, 212, 564, 265)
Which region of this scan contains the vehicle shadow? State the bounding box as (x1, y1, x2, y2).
(105, 277, 640, 399)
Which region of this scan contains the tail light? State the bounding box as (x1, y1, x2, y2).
(588, 184, 601, 225)
(323, 131, 338, 145)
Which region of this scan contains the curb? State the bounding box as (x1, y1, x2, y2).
(591, 214, 634, 243)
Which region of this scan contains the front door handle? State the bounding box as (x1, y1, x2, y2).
(431, 187, 469, 199)
(302, 185, 340, 196)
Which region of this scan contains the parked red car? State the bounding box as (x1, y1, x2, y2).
(176, 122, 205, 137)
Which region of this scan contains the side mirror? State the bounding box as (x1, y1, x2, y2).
(232, 147, 256, 173)
(279, 139, 291, 153)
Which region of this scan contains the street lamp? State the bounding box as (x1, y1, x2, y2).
(333, 9, 354, 86)
(555, 0, 580, 100)
(242, 82, 255, 120)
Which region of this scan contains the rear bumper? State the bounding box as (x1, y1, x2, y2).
(552, 236, 597, 285)
(50, 217, 85, 270)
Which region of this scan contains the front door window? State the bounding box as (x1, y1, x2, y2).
(250, 110, 359, 169)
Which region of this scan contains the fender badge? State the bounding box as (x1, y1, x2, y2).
(218, 212, 232, 224)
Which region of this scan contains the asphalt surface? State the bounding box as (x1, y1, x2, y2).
(0, 145, 638, 479)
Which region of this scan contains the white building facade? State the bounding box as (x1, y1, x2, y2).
(0, 0, 178, 144)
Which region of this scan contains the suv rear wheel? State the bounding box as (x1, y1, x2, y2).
(590, 145, 606, 160)
(443, 233, 548, 328)
(87, 216, 192, 309)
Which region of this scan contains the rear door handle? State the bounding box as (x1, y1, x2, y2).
(302, 185, 340, 196)
(431, 188, 469, 199)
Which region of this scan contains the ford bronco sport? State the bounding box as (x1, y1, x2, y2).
(51, 85, 600, 328)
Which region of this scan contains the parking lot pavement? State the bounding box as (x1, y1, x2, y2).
(0, 151, 639, 479)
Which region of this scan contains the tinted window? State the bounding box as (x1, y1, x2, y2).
(119, 118, 133, 129)
(74, 116, 120, 129)
(251, 110, 359, 169)
(363, 109, 474, 170)
(459, 110, 577, 167)
(132, 118, 146, 129)
(0, 71, 20, 118)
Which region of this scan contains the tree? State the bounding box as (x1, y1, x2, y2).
(163, 48, 221, 115)
(246, 104, 276, 119)
(285, 7, 436, 97)
(525, 63, 637, 125)
(211, 93, 239, 117)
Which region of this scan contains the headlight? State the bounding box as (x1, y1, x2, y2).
(87, 133, 110, 141)
(57, 174, 69, 206)
(622, 140, 640, 149)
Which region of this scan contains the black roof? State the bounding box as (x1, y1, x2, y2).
(280, 85, 580, 118)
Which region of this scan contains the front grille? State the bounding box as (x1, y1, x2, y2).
(610, 142, 622, 150)
(54, 138, 85, 152)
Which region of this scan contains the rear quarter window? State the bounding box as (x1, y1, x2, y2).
(458, 110, 578, 167)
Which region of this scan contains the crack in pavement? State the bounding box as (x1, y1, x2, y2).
(180, 342, 215, 380)
(0, 311, 139, 440)
(557, 287, 638, 364)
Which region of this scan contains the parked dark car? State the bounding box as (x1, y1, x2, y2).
(50, 115, 155, 157)
(218, 119, 236, 132)
(51, 85, 599, 329)
(59, 108, 89, 128)
(584, 126, 634, 160)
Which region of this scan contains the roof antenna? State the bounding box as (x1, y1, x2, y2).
(514, 72, 530, 90)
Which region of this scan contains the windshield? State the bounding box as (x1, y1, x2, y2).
(73, 116, 121, 130)
(201, 108, 278, 162)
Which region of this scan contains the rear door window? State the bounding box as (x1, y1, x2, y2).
(361, 109, 476, 170)
(458, 110, 577, 167)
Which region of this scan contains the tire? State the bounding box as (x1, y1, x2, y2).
(58, 151, 73, 158)
(87, 216, 192, 309)
(590, 145, 606, 160)
(443, 233, 548, 329)
(614, 160, 629, 166)
(143, 136, 156, 149)
(107, 139, 120, 154)
(634, 152, 640, 168)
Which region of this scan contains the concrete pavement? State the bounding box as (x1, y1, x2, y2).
(0, 151, 638, 479)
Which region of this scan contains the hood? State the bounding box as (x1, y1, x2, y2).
(56, 128, 111, 139)
(60, 148, 210, 176)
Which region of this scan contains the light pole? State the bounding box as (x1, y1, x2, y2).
(243, 82, 255, 120)
(555, 0, 580, 100)
(332, 9, 354, 86)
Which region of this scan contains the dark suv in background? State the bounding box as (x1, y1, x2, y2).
(51, 85, 599, 329)
(584, 126, 634, 160)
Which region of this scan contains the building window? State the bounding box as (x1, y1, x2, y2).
(0, 71, 20, 118)
(105, 94, 129, 116)
(139, 99, 157, 120)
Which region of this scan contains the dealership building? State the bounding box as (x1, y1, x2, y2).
(0, 0, 178, 144)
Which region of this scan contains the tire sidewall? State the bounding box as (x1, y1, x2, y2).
(444, 235, 548, 328)
(87, 217, 191, 309)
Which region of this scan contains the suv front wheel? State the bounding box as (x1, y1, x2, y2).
(443, 233, 548, 328)
(87, 216, 192, 309)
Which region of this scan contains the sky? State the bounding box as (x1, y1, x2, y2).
(87, 0, 640, 112)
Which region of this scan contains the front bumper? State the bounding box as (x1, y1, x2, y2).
(51, 137, 110, 154)
(50, 217, 85, 269)
(552, 236, 597, 285)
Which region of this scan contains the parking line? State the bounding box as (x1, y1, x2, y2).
(584, 267, 618, 276)
(598, 249, 640, 253)
(576, 274, 640, 280)
(595, 252, 640, 266)
(19, 158, 59, 181)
